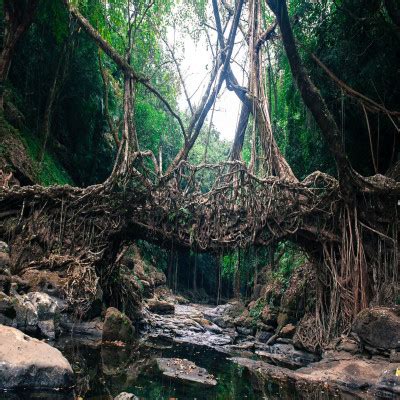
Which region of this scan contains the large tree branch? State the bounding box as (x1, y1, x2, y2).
(165, 0, 245, 175)
(229, 99, 250, 160)
(212, 0, 250, 106)
(162, 37, 194, 115)
(266, 0, 400, 194)
(63, 0, 186, 140)
(311, 52, 400, 118)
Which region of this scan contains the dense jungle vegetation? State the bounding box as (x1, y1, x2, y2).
(0, 0, 399, 350)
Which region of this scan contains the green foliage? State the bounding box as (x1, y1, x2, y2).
(22, 132, 73, 186)
(273, 0, 400, 177)
(249, 298, 266, 321)
(0, 116, 72, 186)
(221, 252, 238, 279)
(272, 242, 306, 287)
(137, 240, 168, 272)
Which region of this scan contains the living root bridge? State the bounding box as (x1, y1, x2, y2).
(1, 155, 339, 253)
(1, 153, 399, 346)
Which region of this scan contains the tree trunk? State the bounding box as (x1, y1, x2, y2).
(230, 98, 250, 160)
(248, 0, 297, 181)
(266, 0, 355, 189)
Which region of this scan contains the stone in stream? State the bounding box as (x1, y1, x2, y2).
(147, 298, 175, 315)
(0, 324, 74, 390)
(102, 307, 135, 344)
(156, 357, 217, 387)
(60, 315, 103, 338)
(255, 343, 318, 369)
(13, 291, 60, 339)
(231, 355, 400, 398)
(192, 317, 223, 334)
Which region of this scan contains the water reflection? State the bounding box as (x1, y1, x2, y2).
(0, 335, 352, 400)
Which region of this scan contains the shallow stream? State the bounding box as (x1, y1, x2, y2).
(59, 336, 297, 399)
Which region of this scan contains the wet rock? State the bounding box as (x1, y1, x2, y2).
(0, 325, 74, 390)
(296, 354, 400, 397)
(102, 307, 134, 344)
(60, 316, 103, 338)
(206, 314, 232, 328)
(390, 350, 400, 363)
(147, 299, 175, 315)
(234, 310, 253, 329)
(376, 366, 400, 397)
(232, 355, 399, 398)
(228, 341, 255, 351)
(156, 357, 217, 387)
(256, 330, 274, 343)
(203, 303, 240, 328)
(14, 291, 60, 339)
(236, 326, 253, 336)
(114, 393, 139, 400)
(145, 304, 234, 350)
(192, 317, 223, 334)
(280, 323, 296, 338)
(352, 307, 400, 351)
(255, 343, 318, 369)
(27, 292, 60, 338)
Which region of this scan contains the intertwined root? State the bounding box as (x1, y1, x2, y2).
(0, 155, 398, 342)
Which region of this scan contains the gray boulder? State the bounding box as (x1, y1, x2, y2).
(0, 324, 74, 390)
(147, 299, 175, 315)
(0, 291, 16, 325)
(156, 357, 217, 387)
(14, 292, 60, 339)
(352, 307, 400, 351)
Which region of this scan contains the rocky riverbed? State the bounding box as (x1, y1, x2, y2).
(141, 300, 400, 398)
(0, 297, 399, 399)
(0, 239, 399, 399)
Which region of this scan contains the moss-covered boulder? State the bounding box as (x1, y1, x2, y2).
(102, 307, 135, 344)
(352, 307, 400, 351)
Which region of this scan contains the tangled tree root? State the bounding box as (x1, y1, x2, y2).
(0, 155, 399, 341)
